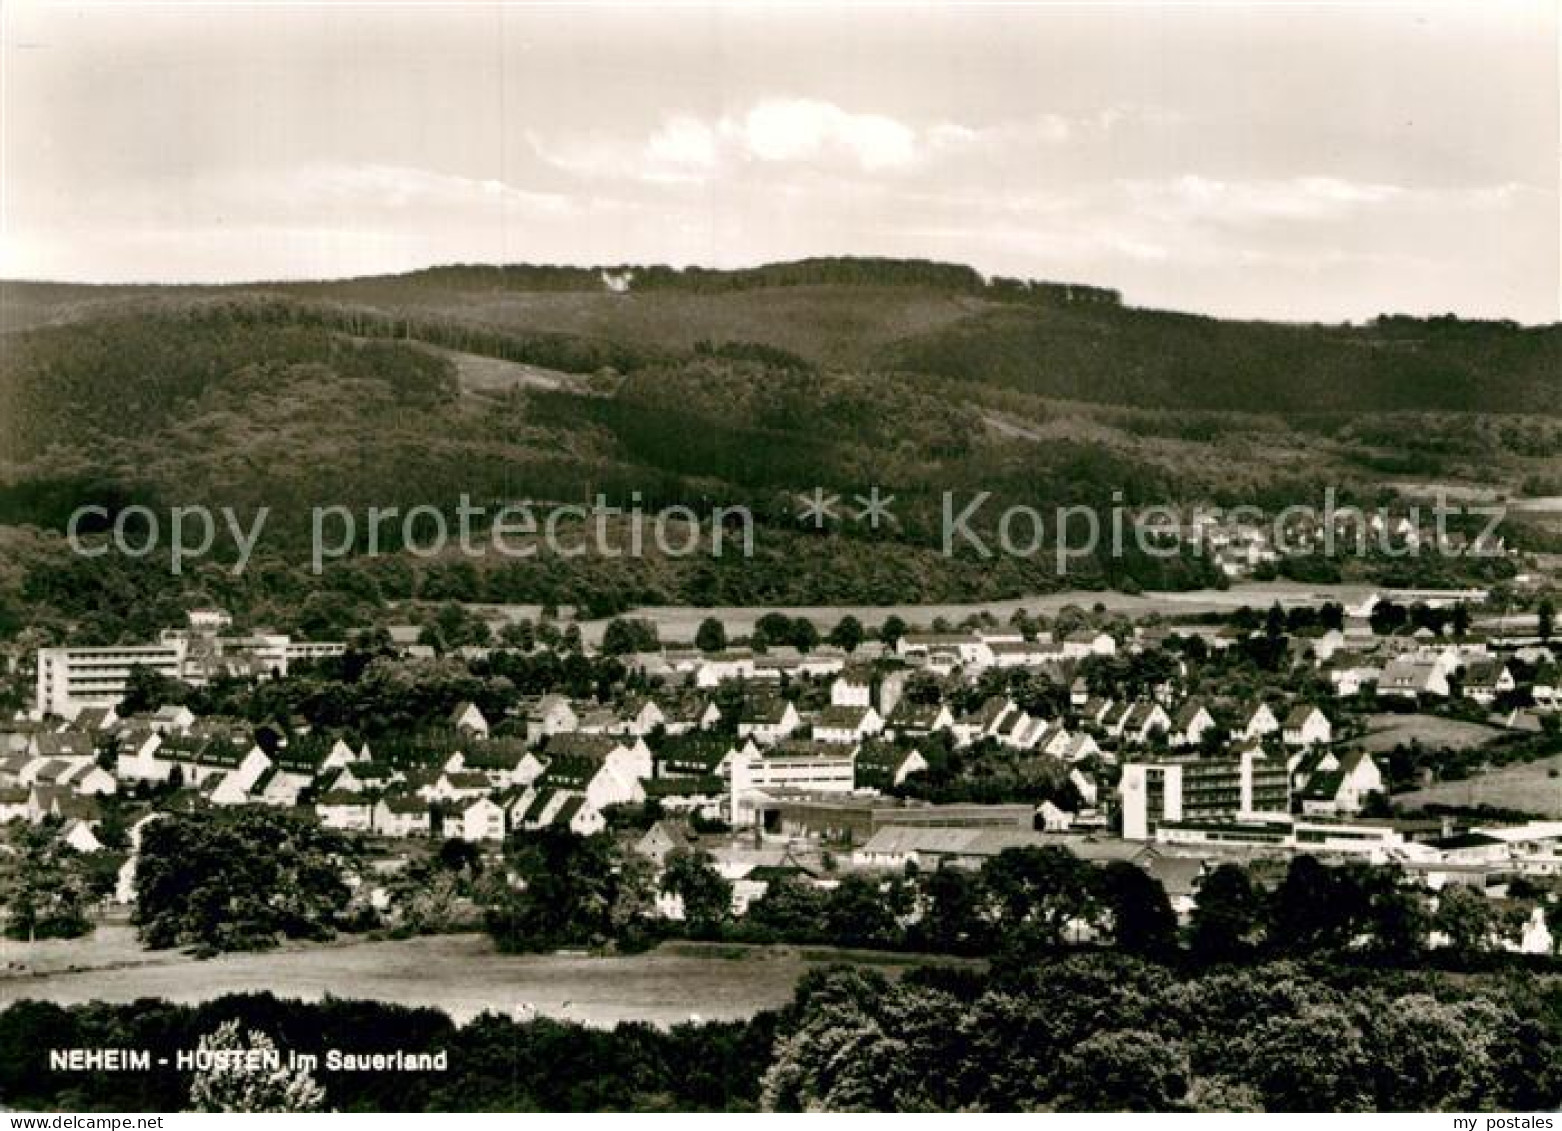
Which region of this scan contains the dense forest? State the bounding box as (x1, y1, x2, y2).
(0, 258, 1555, 632)
(3, 955, 1559, 1112)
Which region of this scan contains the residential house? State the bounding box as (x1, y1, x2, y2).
(656, 734, 744, 781)
(1282, 706, 1332, 748)
(614, 696, 666, 737)
(208, 746, 276, 806)
(373, 794, 432, 837)
(456, 796, 506, 842)
(1379, 658, 1451, 699)
(735, 696, 801, 745)
(524, 694, 578, 746)
(884, 699, 954, 739)
(1461, 661, 1515, 705)
(1169, 700, 1216, 748)
(812, 705, 884, 745)
(507, 787, 607, 836)
(316, 790, 375, 832)
(1238, 703, 1281, 742)
(1117, 701, 1172, 746)
(656, 695, 721, 735)
(634, 820, 693, 865)
(954, 697, 1018, 747)
(0, 786, 30, 823)
(449, 701, 490, 738)
(1061, 630, 1116, 659)
(854, 743, 929, 790)
(463, 742, 547, 788)
(1037, 800, 1073, 832)
(1294, 749, 1384, 816)
(830, 670, 873, 709)
(114, 728, 172, 783)
(423, 770, 495, 804)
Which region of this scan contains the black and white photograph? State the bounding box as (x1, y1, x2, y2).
(0, 0, 1559, 1116)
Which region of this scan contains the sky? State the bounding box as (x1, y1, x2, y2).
(1, 1, 1557, 323)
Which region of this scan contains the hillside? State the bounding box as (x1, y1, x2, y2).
(0, 258, 1555, 634)
(4, 258, 1557, 414)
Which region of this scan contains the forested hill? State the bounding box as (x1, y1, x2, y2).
(2, 257, 1557, 414)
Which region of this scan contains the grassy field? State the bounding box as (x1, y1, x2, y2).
(0, 929, 941, 1027)
(1361, 713, 1506, 754)
(519, 580, 1378, 645)
(1393, 752, 1562, 816)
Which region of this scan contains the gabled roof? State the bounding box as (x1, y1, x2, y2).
(737, 695, 796, 725)
(442, 770, 493, 790)
(814, 705, 872, 730)
(1284, 705, 1325, 728)
(316, 789, 371, 807)
(887, 699, 946, 726)
(762, 740, 856, 761)
(71, 708, 114, 732)
(34, 732, 94, 759)
(538, 754, 606, 790)
(654, 734, 732, 775)
(643, 774, 724, 798)
(854, 742, 919, 773)
(543, 733, 623, 760)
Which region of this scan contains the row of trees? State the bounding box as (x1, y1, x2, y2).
(765, 956, 1562, 1111)
(3, 952, 1557, 1111)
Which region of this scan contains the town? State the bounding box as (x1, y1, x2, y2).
(5, 573, 1559, 960)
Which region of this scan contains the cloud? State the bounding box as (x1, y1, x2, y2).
(292, 163, 574, 216)
(1118, 174, 1533, 229)
(733, 98, 917, 169)
(531, 97, 995, 182)
(1122, 174, 1406, 224)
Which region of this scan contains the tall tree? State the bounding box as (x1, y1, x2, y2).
(1097, 861, 1178, 958)
(187, 1021, 327, 1113)
(1188, 864, 1264, 963)
(661, 849, 732, 937)
(694, 617, 727, 653)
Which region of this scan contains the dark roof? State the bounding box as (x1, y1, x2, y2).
(539, 754, 604, 790)
(544, 733, 622, 760)
(1428, 832, 1505, 851)
(643, 775, 724, 798)
(654, 734, 732, 775)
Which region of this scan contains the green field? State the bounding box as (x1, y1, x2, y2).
(0, 929, 938, 1027)
(1362, 713, 1506, 754)
(1393, 751, 1562, 816)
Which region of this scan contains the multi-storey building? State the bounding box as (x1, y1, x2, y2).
(35, 642, 188, 719)
(1120, 748, 1290, 840)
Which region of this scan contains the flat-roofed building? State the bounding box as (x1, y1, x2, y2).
(35, 642, 187, 719)
(1120, 748, 1290, 841)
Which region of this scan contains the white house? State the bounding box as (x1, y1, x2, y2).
(374, 795, 432, 837)
(829, 672, 873, 709)
(316, 790, 374, 832)
(736, 698, 802, 745)
(1282, 706, 1332, 748)
(812, 705, 884, 745)
(1239, 703, 1281, 741)
(1379, 659, 1451, 699)
(1296, 750, 1384, 816)
(1170, 700, 1216, 748)
(449, 701, 490, 738)
(457, 796, 506, 842)
(208, 747, 275, 806)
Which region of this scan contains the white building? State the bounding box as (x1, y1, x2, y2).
(729, 741, 857, 825)
(35, 642, 187, 719)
